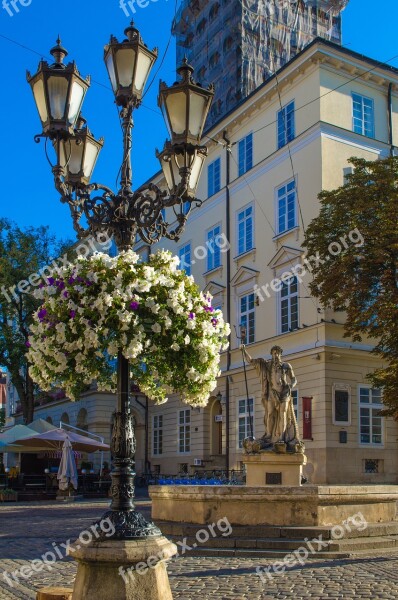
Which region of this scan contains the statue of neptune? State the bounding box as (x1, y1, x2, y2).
(240, 344, 304, 454)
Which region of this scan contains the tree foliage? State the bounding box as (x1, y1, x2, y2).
(0, 219, 71, 423)
(304, 156, 398, 417)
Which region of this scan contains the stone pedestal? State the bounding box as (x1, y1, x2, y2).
(70, 537, 177, 600)
(243, 451, 307, 487)
(150, 484, 398, 527)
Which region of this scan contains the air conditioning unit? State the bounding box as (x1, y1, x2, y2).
(194, 458, 203, 466)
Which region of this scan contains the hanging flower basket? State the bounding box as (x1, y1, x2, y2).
(27, 250, 230, 407)
(0, 489, 18, 502)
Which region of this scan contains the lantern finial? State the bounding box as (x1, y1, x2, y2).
(50, 37, 68, 66)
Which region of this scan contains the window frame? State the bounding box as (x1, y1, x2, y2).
(332, 383, 351, 426)
(236, 202, 254, 256)
(237, 397, 254, 449)
(279, 274, 299, 334)
(178, 242, 192, 276)
(178, 408, 191, 454)
(277, 100, 295, 149)
(153, 414, 163, 456)
(206, 224, 222, 272)
(238, 132, 253, 177)
(352, 92, 375, 138)
(208, 157, 221, 197)
(239, 292, 256, 345)
(358, 385, 384, 447)
(275, 179, 297, 235)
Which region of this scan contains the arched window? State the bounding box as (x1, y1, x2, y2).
(209, 52, 220, 70)
(197, 66, 207, 81)
(60, 412, 69, 425)
(196, 18, 207, 36)
(209, 3, 220, 21)
(223, 36, 233, 53)
(77, 408, 88, 432)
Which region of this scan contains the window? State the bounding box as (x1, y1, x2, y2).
(238, 398, 254, 448)
(208, 158, 221, 197)
(352, 93, 374, 138)
(153, 415, 163, 456)
(359, 387, 383, 445)
(238, 133, 253, 176)
(179, 409, 191, 453)
(280, 275, 299, 333)
(178, 243, 191, 276)
(207, 225, 222, 271)
(277, 101, 295, 149)
(240, 293, 255, 344)
(292, 389, 298, 423)
(277, 180, 297, 234)
(333, 384, 351, 425)
(237, 204, 254, 255)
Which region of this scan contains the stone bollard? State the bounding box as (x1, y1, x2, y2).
(36, 588, 73, 600)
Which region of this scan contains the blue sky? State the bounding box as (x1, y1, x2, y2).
(0, 0, 397, 240)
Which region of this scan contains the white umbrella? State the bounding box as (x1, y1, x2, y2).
(57, 436, 78, 492)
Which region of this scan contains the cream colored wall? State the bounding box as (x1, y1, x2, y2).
(320, 67, 392, 144)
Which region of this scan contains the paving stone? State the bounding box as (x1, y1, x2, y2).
(1, 500, 398, 599)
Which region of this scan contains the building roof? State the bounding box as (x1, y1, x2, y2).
(141, 37, 398, 189)
(205, 37, 398, 136)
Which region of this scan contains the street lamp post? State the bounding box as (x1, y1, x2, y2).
(27, 21, 213, 599)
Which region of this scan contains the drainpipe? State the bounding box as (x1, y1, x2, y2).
(223, 130, 232, 477)
(388, 83, 394, 156)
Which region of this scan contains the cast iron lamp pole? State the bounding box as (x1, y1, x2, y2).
(27, 22, 214, 539)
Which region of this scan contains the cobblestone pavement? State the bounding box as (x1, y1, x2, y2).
(1, 500, 398, 599)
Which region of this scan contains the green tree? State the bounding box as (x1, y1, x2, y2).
(304, 156, 398, 417)
(0, 219, 71, 424)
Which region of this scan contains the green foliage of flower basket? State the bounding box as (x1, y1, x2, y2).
(27, 250, 230, 407)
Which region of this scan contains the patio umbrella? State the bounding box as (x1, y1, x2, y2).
(28, 419, 59, 434)
(14, 428, 109, 453)
(0, 424, 42, 453)
(57, 437, 78, 492)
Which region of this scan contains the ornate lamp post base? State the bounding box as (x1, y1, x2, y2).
(97, 510, 162, 540)
(70, 537, 177, 600)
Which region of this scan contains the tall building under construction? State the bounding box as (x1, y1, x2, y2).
(173, 0, 349, 125)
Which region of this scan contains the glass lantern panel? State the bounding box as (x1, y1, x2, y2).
(48, 76, 69, 120)
(106, 53, 117, 92)
(171, 154, 181, 187)
(32, 79, 48, 123)
(68, 82, 85, 126)
(116, 48, 136, 87)
(189, 153, 205, 192)
(165, 91, 187, 135)
(188, 92, 207, 138)
(68, 139, 84, 174)
(135, 52, 152, 92)
(160, 156, 174, 192)
(83, 141, 99, 178)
